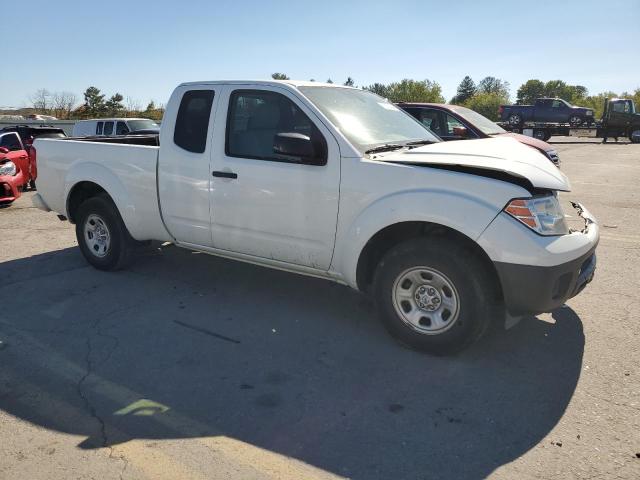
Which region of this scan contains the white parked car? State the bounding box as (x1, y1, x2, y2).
(72, 118, 160, 137)
(32, 81, 599, 354)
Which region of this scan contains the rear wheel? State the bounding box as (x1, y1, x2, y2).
(507, 113, 523, 126)
(373, 238, 496, 355)
(569, 115, 584, 127)
(75, 194, 136, 271)
(629, 129, 640, 144)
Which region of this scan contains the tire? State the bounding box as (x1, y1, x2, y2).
(75, 194, 136, 271)
(373, 238, 496, 355)
(29, 179, 36, 190)
(569, 115, 584, 127)
(507, 113, 522, 126)
(629, 129, 640, 144)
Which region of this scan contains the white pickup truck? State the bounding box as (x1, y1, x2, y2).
(33, 80, 599, 354)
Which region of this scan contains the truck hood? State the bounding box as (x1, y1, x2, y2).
(379, 137, 571, 191)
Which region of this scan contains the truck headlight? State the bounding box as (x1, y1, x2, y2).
(0, 161, 16, 176)
(504, 195, 569, 236)
(586, 111, 593, 116)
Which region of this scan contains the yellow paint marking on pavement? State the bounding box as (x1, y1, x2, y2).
(112, 441, 212, 480)
(198, 436, 347, 480)
(114, 399, 170, 416)
(2, 329, 344, 479)
(0, 376, 209, 480)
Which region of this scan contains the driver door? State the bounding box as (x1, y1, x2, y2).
(208, 85, 340, 270)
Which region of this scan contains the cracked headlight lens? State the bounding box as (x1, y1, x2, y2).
(504, 194, 569, 236)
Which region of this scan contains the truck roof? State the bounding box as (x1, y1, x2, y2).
(177, 80, 354, 89)
(75, 118, 157, 122)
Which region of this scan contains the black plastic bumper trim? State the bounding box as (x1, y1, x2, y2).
(494, 245, 597, 316)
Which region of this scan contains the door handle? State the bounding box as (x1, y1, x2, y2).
(212, 171, 238, 179)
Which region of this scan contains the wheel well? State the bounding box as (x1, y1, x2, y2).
(66, 181, 108, 223)
(355, 221, 503, 300)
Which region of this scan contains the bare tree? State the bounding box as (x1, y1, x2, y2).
(29, 88, 51, 114)
(50, 91, 77, 119)
(125, 96, 141, 116)
(62, 92, 77, 119)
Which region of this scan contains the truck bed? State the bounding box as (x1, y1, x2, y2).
(34, 136, 170, 242)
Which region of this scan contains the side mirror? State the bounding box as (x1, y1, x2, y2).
(0, 147, 9, 154)
(273, 132, 325, 165)
(452, 126, 468, 138)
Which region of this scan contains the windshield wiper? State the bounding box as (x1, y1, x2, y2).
(364, 143, 405, 154)
(405, 140, 436, 148)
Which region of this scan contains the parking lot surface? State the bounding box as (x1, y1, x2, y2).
(1, 138, 639, 480)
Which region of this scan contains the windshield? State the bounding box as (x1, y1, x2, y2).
(127, 119, 160, 131)
(298, 87, 440, 153)
(447, 105, 506, 135)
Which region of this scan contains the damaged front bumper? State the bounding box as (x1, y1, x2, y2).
(487, 202, 599, 316)
(0, 171, 26, 203)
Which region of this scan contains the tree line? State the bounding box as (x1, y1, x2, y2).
(272, 73, 640, 121)
(26, 76, 640, 123)
(27, 86, 165, 121)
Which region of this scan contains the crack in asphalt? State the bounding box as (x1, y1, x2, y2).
(76, 335, 109, 448)
(73, 308, 131, 476)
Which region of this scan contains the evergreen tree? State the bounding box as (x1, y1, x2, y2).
(83, 86, 106, 117)
(343, 77, 355, 87)
(271, 73, 290, 80)
(451, 76, 476, 104)
(105, 93, 125, 116)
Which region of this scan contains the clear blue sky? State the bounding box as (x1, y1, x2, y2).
(2, 0, 638, 108)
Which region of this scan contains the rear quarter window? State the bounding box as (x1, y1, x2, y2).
(174, 90, 215, 153)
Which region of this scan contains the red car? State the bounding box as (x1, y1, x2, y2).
(397, 103, 560, 166)
(0, 131, 32, 204)
(0, 126, 66, 204)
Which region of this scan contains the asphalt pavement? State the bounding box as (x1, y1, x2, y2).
(0, 137, 638, 479)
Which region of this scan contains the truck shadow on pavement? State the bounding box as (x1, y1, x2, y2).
(0, 245, 585, 480)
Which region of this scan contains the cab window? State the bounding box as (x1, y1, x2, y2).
(173, 89, 215, 153)
(116, 121, 129, 135)
(416, 109, 443, 136)
(96, 122, 104, 135)
(612, 101, 631, 113)
(226, 89, 327, 164)
(103, 121, 114, 136)
(0, 133, 22, 151)
(445, 114, 465, 136)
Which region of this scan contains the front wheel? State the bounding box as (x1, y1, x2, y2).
(75, 194, 136, 271)
(373, 238, 496, 355)
(630, 129, 640, 144)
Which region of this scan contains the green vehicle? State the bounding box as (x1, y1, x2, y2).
(499, 98, 640, 143)
(600, 98, 640, 143)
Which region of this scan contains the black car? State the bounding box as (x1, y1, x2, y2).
(0, 125, 67, 146)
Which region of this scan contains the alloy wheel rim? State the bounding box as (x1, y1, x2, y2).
(392, 267, 460, 335)
(84, 214, 111, 258)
